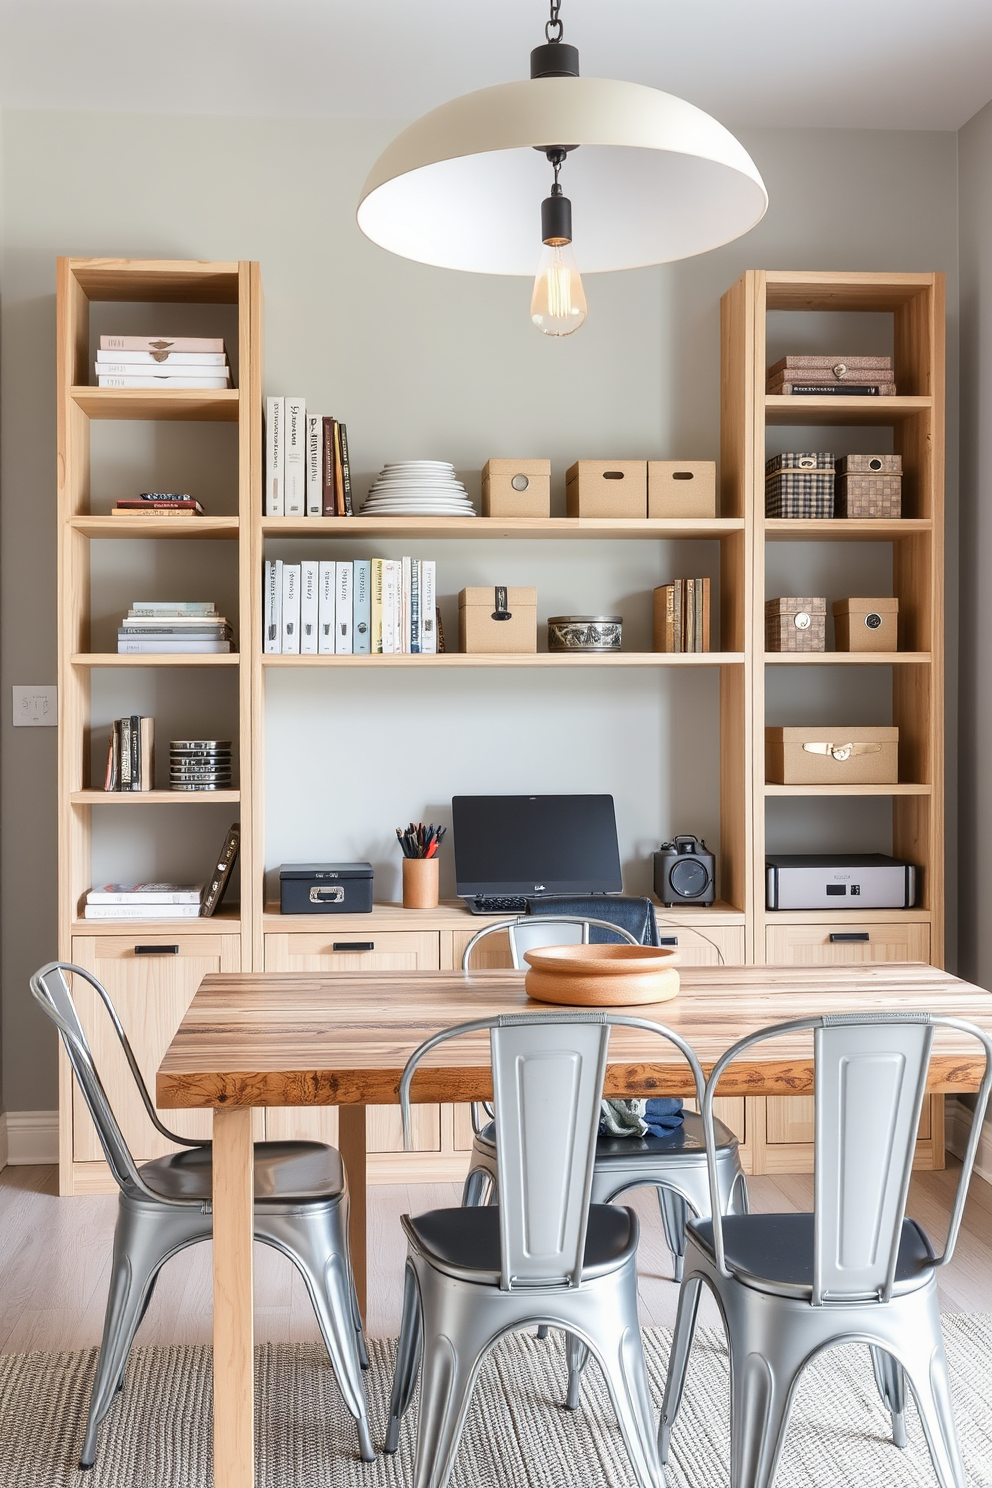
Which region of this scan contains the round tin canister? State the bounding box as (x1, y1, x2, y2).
(547, 615, 622, 652)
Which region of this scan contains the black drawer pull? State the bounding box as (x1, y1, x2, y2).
(829, 933, 870, 943)
(332, 941, 375, 952)
(658, 936, 679, 946)
(134, 944, 180, 955)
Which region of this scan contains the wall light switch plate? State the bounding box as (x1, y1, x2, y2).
(12, 686, 58, 726)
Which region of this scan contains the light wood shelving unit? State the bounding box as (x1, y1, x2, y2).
(56, 260, 946, 1192)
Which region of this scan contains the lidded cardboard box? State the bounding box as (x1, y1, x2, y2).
(481, 459, 551, 518)
(647, 461, 717, 518)
(459, 586, 537, 653)
(832, 597, 898, 652)
(835, 453, 902, 518)
(765, 725, 899, 785)
(565, 460, 647, 518)
(765, 596, 826, 652)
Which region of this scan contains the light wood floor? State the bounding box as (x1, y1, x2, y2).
(2, 1162, 992, 1354)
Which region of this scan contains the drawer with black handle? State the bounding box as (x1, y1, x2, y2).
(765, 922, 931, 966)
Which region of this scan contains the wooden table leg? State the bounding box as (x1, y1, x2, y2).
(213, 1105, 255, 1488)
(337, 1105, 367, 1317)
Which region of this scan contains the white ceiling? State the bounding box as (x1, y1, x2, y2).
(1, 0, 991, 131)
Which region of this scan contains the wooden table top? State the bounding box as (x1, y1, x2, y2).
(155, 963, 992, 1109)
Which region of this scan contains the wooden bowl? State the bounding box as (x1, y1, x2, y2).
(523, 943, 681, 1007)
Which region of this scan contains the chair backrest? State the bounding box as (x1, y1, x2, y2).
(701, 1010, 992, 1304)
(400, 1009, 706, 1290)
(462, 916, 638, 972)
(29, 961, 204, 1204)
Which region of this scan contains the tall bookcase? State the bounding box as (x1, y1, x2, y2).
(55, 260, 945, 1192)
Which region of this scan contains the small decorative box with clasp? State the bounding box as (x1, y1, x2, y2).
(458, 586, 538, 653)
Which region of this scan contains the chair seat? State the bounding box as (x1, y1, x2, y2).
(403, 1202, 638, 1285)
(135, 1140, 346, 1205)
(688, 1212, 936, 1299)
(476, 1108, 737, 1159)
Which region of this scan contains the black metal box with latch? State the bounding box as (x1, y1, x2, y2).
(279, 862, 374, 914)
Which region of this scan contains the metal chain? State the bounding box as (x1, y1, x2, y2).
(545, 0, 563, 43)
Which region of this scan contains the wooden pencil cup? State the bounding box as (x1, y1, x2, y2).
(403, 857, 439, 909)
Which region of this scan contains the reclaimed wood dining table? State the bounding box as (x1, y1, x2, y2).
(155, 961, 992, 1488)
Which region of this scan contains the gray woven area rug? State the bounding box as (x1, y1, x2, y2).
(2, 1316, 992, 1487)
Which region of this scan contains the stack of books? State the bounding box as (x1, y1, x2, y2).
(263, 558, 438, 655)
(112, 493, 205, 519)
(653, 578, 712, 653)
(766, 355, 896, 396)
(84, 883, 203, 920)
(95, 336, 231, 389)
(117, 601, 234, 655)
(104, 715, 154, 791)
(265, 399, 353, 516)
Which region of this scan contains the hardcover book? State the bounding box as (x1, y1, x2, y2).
(200, 822, 240, 917)
(283, 397, 307, 516)
(318, 561, 336, 654)
(306, 415, 323, 516)
(353, 560, 371, 654)
(336, 562, 354, 653)
(322, 416, 337, 517)
(266, 396, 284, 516)
(300, 559, 319, 654)
(99, 336, 225, 354)
(281, 563, 301, 654)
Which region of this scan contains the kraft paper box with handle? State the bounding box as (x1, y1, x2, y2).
(765, 725, 899, 785)
(459, 586, 537, 653)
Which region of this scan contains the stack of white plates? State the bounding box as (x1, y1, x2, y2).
(360, 461, 477, 517)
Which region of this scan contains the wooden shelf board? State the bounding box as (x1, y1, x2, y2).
(763, 907, 934, 925)
(763, 271, 937, 313)
(261, 898, 747, 933)
(765, 394, 931, 425)
(764, 518, 931, 542)
(68, 258, 240, 302)
(261, 651, 744, 669)
(261, 516, 745, 540)
(71, 516, 239, 540)
(764, 652, 930, 665)
(70, 387, 240, 422)
(764, 783, 931, 796)
(71, 653, 240, 668)
(71, 790, 240, 805)
(71, 909, 241, 935)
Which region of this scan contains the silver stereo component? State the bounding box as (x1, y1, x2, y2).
(766, 853, 916, 911)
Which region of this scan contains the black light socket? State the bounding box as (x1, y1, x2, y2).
(530, 42, 580, 78)
(542, 190, 573, 245)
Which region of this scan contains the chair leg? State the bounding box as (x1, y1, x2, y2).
(461, 1168, 492, 1208)
(577, 1274, 665, 1488)
(728, 1336, 801, 1488)
(731, 1171, 750, 1215)
(657, 1188, 689, 1282)
(349, 1272, 370, 1371)
(899, 1319, 967, 1488)
(385, 1262, 423, 1454)
(870, 1346, 908, 1449)
(411, 1317, 491, 1488)
(658, 1275, 703, 1463)
(564, 1333, 590, 1410)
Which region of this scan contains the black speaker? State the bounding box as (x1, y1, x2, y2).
(653, 835, 716, 907)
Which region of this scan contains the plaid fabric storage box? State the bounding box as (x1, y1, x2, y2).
(766, 453, 835, 518)
(765, 596, 827, 652)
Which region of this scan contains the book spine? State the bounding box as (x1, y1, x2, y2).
(421, 561, 437, 654)
(88, 890, 202, 904)
(97, 375, 229, 389)
(318, 561, 337, 654)
(100, 335, 225, 353)
(95, 350, 228, 366)
(381, 561, 397, 654)
(401, 557, 412, 654)
(84, 904, 202, 920)
(265, 397, 284, 516)
(693, 578, 704, 653)
(131, 601, 217, 614)
(140, 717, 155, 791)
(353, 560, 371, 654)
(263, 560, 282, 654)
(333, 420, 346, 516)
(281, 563, 301, 654)
(283, 398, 306, 516)
(119, 718, 132, 788)
(130, 715, 141, 790)
(776, 384, 889, 396)
(411, 561, 421, 654)
(371, 560, 384, 654)
(96, 363, 231, 381)
(106, 721, 120, 791)
(200, 822, 240, 917)
(701, 576, 711, 652)
(338, 423, 354, 515)
(117, 639, 231, 653)
(673, 582, 684, 653)
(306, 415, 323, 516)
(336, 563, 354, 653)
(322, 417, 337, 516)
(300, 559, 319, 654)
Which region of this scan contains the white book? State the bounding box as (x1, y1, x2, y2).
(421, 560, 437, 654)
(96, 362, 230, 381)
(382, 560, 398, 654)
(336, 563, 354, 653)
(264, 559, 283, 654)
(353, 560, 371, 654)
(87, 883, 203, 904)
(117, 639, 232, 653)
(130, 601, 217, 614)
(265, 397, 284, 516)
(100, 335, 224, 353)
(318, 562, 337, 654)
(306, 415, 323, 516)
(97, 375, 229, 388)
(411, 560, 421, 654)
(284, 397, 306, 516)
(96, 349, 228, 366)
(300, 559, 319, 654)
(84, 903, 202, 920)
(401, 557, 412, 654)
(281, 563, 301, 654)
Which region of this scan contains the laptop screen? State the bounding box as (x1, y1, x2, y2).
(452, 794, 623, 897)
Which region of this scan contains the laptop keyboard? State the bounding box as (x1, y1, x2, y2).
(469, 896, 531, 915)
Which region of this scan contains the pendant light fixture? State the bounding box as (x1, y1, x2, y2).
(358, 2, 767, 335)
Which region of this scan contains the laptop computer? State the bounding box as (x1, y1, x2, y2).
(452, 793, 623, 914)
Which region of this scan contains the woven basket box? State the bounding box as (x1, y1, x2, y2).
(765, 596, 826, 653)
(766, 453, 835, 519)
(647, 460, 716, 518)
(765, 725, 899, 785)
(836, 454, 902, 475)
(565, 460, 647, 518)
(832, 597, 899, 652)
(835, 473, 902, 519)
(481, 459, 551, 518)
(458, 586, 537, 653)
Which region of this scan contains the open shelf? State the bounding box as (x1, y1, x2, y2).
(261, 515, 745, 540)
(68, 258, 241, 301)
(71, 653, 240, 668)
(764, 652, 929, 665)
(71, 387, 240, 422)
(71, 908, 241, 935)
(72, 516, 239, 540)
(261, 897, 747, 932)
(764, 519, 931, 541)
(764, 783, 931, 796)
(71, 790, 240, 805)
(765, 395, 931, 425)
(261, 651, 745, 669)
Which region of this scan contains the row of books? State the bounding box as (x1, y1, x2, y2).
(104, 716, 154, 791)
(112, 493, 206, 518)
(766, 354, 896, 397)
(117, 601, 234, 655)
(95, 335, 231, 390)
(654, 578, 712, 653)
(265, 399, 353, 516)
(82, 823, 240, 919)
(263, 559, 439, 655)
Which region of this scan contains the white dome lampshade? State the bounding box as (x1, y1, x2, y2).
(357, 75, 768, 276)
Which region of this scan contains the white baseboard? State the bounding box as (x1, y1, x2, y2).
(945, 1097, 992, 1185)
(0, 1114, 8, 1171)
(4, 1110, 59, 1166)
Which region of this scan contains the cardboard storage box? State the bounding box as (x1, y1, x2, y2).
(459, 586, 537, 653)
(565, 460, 647, 518)
(832, 597, 899, 652)
(765, 596, 826, 652)
(647, 460, 717, 518)
(765, 725, 899, 785)
(765, 452, 835, 519)
(481, 458, 551, 518)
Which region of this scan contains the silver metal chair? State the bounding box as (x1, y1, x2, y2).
(29, 961, 374, 1468)
(460, 916, 749, 1284)
(385, 1008, 707, 1488)
(659, 1010, 992, 1488)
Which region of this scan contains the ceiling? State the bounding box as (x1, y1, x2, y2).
(1, 0, 991, 131)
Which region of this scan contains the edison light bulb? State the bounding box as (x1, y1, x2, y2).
(531, 240, 588, 336)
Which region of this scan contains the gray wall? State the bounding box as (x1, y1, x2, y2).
(0, 113, 960, 1112)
